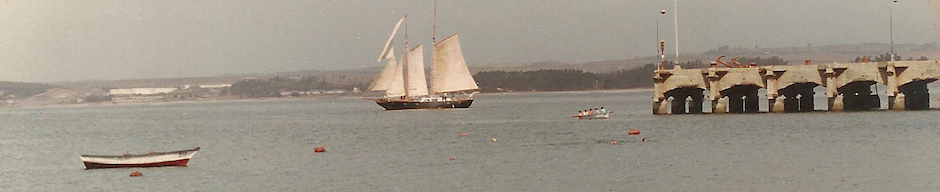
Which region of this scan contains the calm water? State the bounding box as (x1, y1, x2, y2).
(2, 90, 939, 191)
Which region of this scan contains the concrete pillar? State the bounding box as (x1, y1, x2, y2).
(885, 62, 899, 98)
(655, 99, 670, 115)
(771, 98, 785, 113)
(653, 72, 666, 114)
(652, 100, 659, 114)
(891, 93, 905, 111)
(653, 99, 662, 114)
(707, 66, 721, 114)
(714, 98, 728, 114)
(765, 68, 778, 112)
(829, 95, 844, 111)
(825, 66, 837, 111)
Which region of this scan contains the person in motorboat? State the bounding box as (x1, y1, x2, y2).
(599, 107, 607, 114)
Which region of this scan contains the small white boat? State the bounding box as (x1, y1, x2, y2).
(573, 111, 612, 120)
(80, 147, 199, 169)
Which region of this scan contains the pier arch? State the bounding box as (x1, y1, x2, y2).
(764, 64, 824, 113)
(885, 61, 940, 110)
(775, 82, 819, 112)
(664, 87, 705, 114)
(652, 60, 939, 114)
(897, 80, 935, 110)
(652, 68, 708, 115)
(836, 81, 880, 111)
(718, 85, 762, 113)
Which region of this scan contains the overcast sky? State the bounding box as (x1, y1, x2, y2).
(1, 0, 938, 82)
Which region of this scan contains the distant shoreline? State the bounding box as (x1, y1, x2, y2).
(2, 88, 653, 110)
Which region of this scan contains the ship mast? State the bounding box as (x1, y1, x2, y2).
(403, 14, 411, 98)
(431, 0, 438, 96)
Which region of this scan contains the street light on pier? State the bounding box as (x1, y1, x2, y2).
(890, 0, 897, 61)
(673, 0, 680, 69)
(657, 10, 666, 70)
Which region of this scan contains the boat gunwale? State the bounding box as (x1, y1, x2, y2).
(80, 147, 200, 158)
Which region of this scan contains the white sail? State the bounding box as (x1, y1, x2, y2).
(430, 34, 479, 93)
(367, 48, 397, 91)
(378, 18, 404, 62)
(385, 56, 406, 98)
(405, 45, 429, 97)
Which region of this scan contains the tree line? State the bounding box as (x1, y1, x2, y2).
(472, 60, 706, 93)
(0, 82, 56, 100)
(853, 53, 929, 62)
(734, 56, 788, 66)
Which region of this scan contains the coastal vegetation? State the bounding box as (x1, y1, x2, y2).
(733, 56, 788, 66)
(472, 60, 707, 93)
(0, 82, 56, 99)
(853, 53, 929, 62)
(228, 76, 365, 98)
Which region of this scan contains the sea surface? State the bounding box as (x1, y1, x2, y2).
(2, 89, 940, 191)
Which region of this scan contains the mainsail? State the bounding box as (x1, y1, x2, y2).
(386, 56, 406, 97)
(430, 34, 479, 93)
(405, 45, 429, 97)
(367, 48, 397, 91)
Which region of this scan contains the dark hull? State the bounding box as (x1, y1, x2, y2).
(83, 159, 190, 169)
(376, 99, 473, 110)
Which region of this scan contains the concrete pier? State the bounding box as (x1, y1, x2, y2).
(652, 60, 939, 114)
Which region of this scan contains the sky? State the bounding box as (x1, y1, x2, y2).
(0, 0, 938, 82)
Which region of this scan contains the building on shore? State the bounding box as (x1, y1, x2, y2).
(108, 88, 179, 96)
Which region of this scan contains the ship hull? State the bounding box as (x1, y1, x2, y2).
(376, 99, 473, 110)
(80, 148, 199, 169)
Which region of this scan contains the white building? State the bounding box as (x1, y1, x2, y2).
(109, 88, 178, 95)
(199, 84, 231, 89)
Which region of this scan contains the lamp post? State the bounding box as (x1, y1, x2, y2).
(673, 0, 680, 68)
(658, 10, 666, 69)
(890, 0, 897, 61)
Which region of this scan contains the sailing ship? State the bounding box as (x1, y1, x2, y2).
(366, 2, 479, 110)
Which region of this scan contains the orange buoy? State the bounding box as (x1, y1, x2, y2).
(314, 146, 326, 153)
(610, 140, 617, 145)
(129, 171, 143, 177)
(642, 138, 648, 142)
(628, 130, 640, 135)
(460, 132, 469, 137)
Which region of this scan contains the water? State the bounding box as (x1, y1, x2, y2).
(2, 90, 939, 191)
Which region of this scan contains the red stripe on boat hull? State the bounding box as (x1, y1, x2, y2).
(83, 159, 190, 169)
